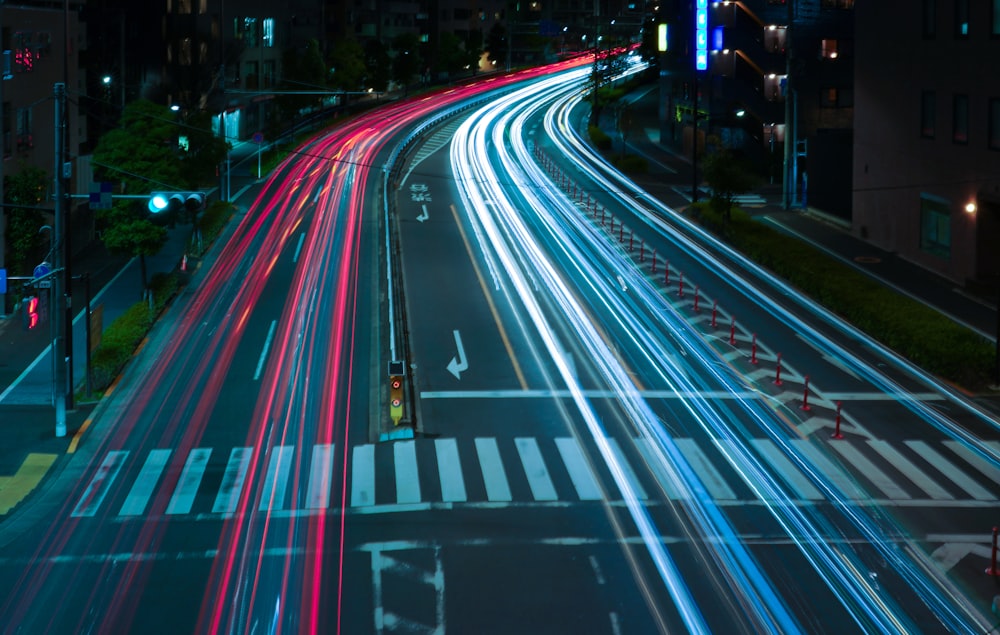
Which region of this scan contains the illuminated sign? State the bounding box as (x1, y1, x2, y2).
(658, 23, 669, 52)
(695, 0, 708, 70)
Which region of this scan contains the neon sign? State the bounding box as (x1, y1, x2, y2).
(695, 0, 708, 70)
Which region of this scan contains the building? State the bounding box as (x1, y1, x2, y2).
(854, 0, 1000, 287)
(657, 0, 854, 218)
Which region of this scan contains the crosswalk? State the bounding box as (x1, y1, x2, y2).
(70, 436, 1000, 520)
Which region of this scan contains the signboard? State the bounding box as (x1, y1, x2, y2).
(33, 262, 51, 289)
(89, 181, 113, 210)
(252, 131, 264, 144)
(0, 268, 6, 295)
(695, 0, 708, 71)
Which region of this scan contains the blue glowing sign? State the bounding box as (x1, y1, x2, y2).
(695, 0, 708, 71)
(712, 26, 724, 51)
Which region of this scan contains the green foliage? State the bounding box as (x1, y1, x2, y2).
(4, 163, 48, 274)
(279, 39, 328, 119)
(363, 39, 391, 92)
(486, 23, 507, 66)
(329, 37, 367, 92)
(391, 33, 423, 88)
(180, 111, 230, 187)
(702, 149, 762, 222)
(612, 154, 648, 174)
(589, 125, 613, 152)
(195, 201, 235, 254)
(691, 202, 995, 390)
(89, 272, 178, 392)
(102, 216, 168, 258)
(435, 32, 468, 77)
(93, 100, 186, 195)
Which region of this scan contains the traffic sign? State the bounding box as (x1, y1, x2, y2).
(89, 181, 113, 210)
(252, 131, 264, 144)
(33, 262, 52, 289)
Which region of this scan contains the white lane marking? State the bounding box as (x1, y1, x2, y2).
(790, 440, 867, 500)
(253, 320, 278, 381)
(292, 232, 306, 263)
(167, 448, 212, 515)
(72, 451, 129, 517)
(351, 444, 376, 507)
(394, 441, 421, 504)
(515, 437, 557, 501)
(419, 389, 947, 401)
(555, 437, 602, 501)
(260, 445, 294, 511)
(212, 447, 253, 514)
(475, 438, 512, 502)
(747, 439, 824, 501)
(674, 438, 736, 500)
(867, 440, 952, 500)
(634, 438, 686, 500)
(305, 444, 335, 509)
(119, 449, 171, 516)
(906, 441, 994, 501)
(943, 440, 1000, 486)
(607, 437, 647, 500)
(828, 442, 911, 500)
(589, 555, 606, 584)
(434, 438, 467, 503)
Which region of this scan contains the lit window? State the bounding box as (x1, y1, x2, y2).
(993, 0, 1000, 36)
(955, 0, 969, 38)
(919, 194, 951, 259)
(820, 39, 838, 59)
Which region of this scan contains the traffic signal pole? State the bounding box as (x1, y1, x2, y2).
(53, 83, 67, 438)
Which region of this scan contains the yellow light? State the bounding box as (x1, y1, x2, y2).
(965, 202, 977, 214)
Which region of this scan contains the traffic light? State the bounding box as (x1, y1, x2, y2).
(389, 375, 403, 425)
(23, 295, 39, 330)
(148, 191, 206, 223)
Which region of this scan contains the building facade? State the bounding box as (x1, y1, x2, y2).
(854, 0, 1000, 287)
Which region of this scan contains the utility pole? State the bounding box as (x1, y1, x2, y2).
(0, 0, 6, 316)
(782, 0, 795, 209)
(53, 83, 67, 438)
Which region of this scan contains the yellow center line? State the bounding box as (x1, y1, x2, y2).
(67, 417, 93, 454)
(449, 204, 529, 390)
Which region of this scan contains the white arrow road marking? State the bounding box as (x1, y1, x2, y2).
(417, 204, 429, 222)
(616, 275, 627, 292)
(447, 329, 468, 379)
(930, 542, 993, 571)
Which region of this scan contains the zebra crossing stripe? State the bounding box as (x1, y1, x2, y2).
(790, 440, 868, 500)
(72, 450, 129, 517)
(555, 438, 602, 500)
(607, 438, 647, 500)
(119, 449, 171, 516)
(746, 439, 824, 501)
(943, 441, 1000, 486)
(867, 440, 952, 500)
(634, 438, 686, 500)
(305, 444, 335, 509)
(475, 438, 512, 502)
(394, 441, 421, 504)
(905, 441, 994, 501)
(166, 448, 212, 515)
(260, 446, 294, 511)
(351, 444, 376, 507)
(828, 441, 911, 500)
(212, 447, 253, 514)
(674, 438, 736, 500)
(515, 438, 557, 501)
(435, 438, 467, 503)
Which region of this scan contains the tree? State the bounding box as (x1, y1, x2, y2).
(486, 23, 507, 67)
(391, 33, 423, 92)
(702, 148, 762, 223)
(465, 31, 484, 75)
(92, 99, 182, 294)
(278, 39, 328, 121)
(180, 111, 230, 187)
(4, 164, 48, 276)
(328, 37, 367, 96)
(363, 39, 391, 93)
(434, 32, 467, 79)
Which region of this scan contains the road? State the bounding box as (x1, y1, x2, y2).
(0, 57, 998, 634)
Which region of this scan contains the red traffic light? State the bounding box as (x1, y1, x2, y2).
(24, 295, 39, 329)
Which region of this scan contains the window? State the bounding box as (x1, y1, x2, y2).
(15, 106, 31, 151)
(993, 0, 1000, 36)
(953, 93, 968, 144)
(820, 87, 853, 108)
(820, 39, 838, 59)
(955, 0, 969, 38)
(821, 0, 854, 7)
(923, 0, 936, 38)
(989, 98, 1000, 150)
(921, 90, 936, 138)
(919, 194, 951, 259)
(2, 102, 10, 158)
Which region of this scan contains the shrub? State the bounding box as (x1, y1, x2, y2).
(612, 154, 648, 174)
(588, 125, 612, 152)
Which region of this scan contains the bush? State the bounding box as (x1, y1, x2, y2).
(612, 154, 648, 174)
(197, 201, 235, 252)
(589, 125, 612, 152)
(690, 202, 994, 390)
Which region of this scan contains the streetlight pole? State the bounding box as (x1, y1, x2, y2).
(53, 83, 67, 438)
